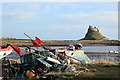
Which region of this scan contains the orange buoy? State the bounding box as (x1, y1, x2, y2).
(26, 70, 35, 77)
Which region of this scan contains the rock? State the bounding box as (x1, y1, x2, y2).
(81, 25, 109, 40)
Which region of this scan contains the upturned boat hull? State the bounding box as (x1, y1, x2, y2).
(0, 47, 13, 59)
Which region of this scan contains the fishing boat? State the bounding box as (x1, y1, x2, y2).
(0, 46, 13, 59)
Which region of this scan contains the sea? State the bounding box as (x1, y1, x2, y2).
(6, 46, 120, 63)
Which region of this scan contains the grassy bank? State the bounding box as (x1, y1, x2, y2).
(73, 62, 119, 80)
(8, 62, 120, 80)
(0, 38, 120, 46)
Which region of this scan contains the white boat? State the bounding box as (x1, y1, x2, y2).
(56, 43, 91, 63)
(0, 47, 13, 59)
(57, 49, 90, 63)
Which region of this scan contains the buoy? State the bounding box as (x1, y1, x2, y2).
(26, 70, 35, 77)
(46, 57, 61, 64)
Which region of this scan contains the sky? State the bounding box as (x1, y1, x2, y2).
(1, 2, 118, 40)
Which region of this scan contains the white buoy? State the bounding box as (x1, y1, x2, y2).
(46, 57, 61, 64)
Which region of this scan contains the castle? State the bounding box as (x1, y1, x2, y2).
(88, 25, 99, 32)
(81, 25, 108, 40)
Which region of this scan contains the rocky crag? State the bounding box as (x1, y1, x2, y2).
(81, 25, 109, 40)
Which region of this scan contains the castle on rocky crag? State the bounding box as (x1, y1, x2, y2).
(81, 25, 109, 40)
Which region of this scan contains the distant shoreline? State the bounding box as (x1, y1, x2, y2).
(0, 39, 120, 47)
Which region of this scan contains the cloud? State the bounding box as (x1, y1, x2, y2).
(0, 12, 2, 16)
(13, 12, 35, 21)
(59, 11, 117, 25)
(10, 3, 41, 8)
(51, 24, 87, 31)
(3, 12, 36, 22)
(27, 3, 40, 8)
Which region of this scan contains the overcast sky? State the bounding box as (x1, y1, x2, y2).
(1, 2, 118, 40)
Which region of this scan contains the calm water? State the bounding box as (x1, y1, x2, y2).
(82, 46, 119, 53)
(6, 46, 120, 63)
(83, 46, 120, 63)
(52, 46, 119, 53)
